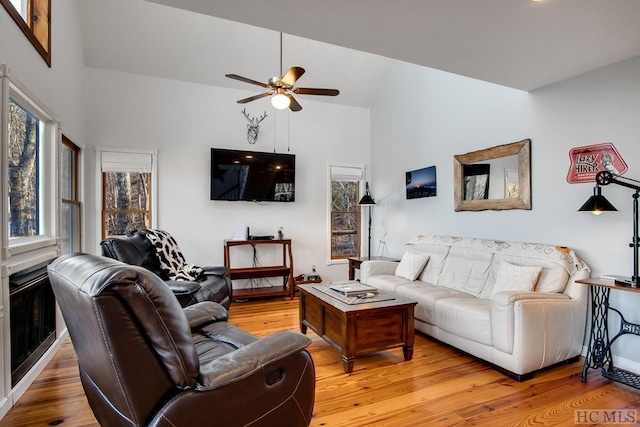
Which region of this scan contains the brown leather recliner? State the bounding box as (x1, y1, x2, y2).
(48, 253, 315, 427)
(100, 231, 232, 309)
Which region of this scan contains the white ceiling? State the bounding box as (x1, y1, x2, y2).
(79, 0, 640, 109)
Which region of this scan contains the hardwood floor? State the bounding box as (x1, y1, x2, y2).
(2, 297, 639, 426)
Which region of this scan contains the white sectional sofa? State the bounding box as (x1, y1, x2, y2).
(360, 235, 591, 380)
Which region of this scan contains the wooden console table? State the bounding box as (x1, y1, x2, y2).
(224, 239, 295, 300)
(576, 278, 640, 390)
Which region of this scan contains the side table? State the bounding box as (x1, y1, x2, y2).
(348, 256, 399, 281)
(576, 278, 640, 390)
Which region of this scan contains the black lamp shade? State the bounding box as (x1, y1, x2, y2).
(358, 182, 376, 206)
(578, 186, 617, 214)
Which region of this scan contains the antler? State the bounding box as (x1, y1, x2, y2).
(256, 111, 268, 124)
(242, 108, 268, 125)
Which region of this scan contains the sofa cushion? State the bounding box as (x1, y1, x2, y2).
(435, 298, 493, 346)
(366, 275, 413, 294)
(394, 282, 474, 326)
(438, 246, 493, 297)
(491, 262, 542, 298)
(395, 251, 430, 281)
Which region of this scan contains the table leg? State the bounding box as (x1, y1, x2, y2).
(342, 356, 355, 373)
(581, 286, 612, 382)
(403, 345, 414, 361)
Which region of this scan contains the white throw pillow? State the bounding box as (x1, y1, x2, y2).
(492, 261, 542, 298)
(395, 251, 430, 281)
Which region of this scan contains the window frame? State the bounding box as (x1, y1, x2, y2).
(327, 163, 365, 264)
(60, 135, 81, 253)
(0, 0, 51, 67)
(1, 64, 59, 259)
(95, 147, 158, 245)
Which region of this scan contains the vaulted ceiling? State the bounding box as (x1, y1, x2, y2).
(79, 0, 640, 109)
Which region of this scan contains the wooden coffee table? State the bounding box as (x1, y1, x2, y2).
(297, 283, 417, 373)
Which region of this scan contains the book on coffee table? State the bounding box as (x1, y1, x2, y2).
(329, 282, 378, 297)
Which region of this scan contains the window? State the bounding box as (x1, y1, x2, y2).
(2, 64, 59, 254)
(328, 164, 363, 261)
(98, 149, 157, 239)
(0, 0, 51, 66)
(60, 135, 81, 253)
(7, 96, 42, 238)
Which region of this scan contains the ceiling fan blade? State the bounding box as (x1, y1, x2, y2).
(226, 74, 269, 88)
(293, 87, 340, 96)
(287, 94, 302, 112)
(237, 92, 273, 104)
(281, 67, 305, 86)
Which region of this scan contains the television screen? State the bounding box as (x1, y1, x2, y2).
(210, 148, 295, 202)
(406, 165, 437, 199)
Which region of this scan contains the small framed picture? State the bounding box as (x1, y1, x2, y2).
(406, 166, 437, 199)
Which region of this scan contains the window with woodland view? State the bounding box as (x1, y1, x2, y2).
(102, 171, 151, 238)
(8, 97, 42, 239)
(330, 180, 360, 259)
(60, 136, 81, 253)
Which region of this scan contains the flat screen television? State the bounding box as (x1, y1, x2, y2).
(210, 148, 295, 202)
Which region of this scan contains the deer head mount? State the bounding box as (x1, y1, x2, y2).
(242, 108, 268, 144)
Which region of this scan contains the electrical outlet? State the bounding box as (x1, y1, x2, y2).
(311, 265, 316, 273)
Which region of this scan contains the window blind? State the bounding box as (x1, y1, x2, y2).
(101, 151, 152, 173)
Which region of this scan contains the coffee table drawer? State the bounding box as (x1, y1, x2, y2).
(355, 310, 408, 353)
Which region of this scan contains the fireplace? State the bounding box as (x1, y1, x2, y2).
(9, 262, 56, 386)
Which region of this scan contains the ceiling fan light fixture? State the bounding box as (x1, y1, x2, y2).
(271, 90, 290, 110)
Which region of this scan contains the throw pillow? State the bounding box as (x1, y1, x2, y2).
(395, 251, 430, 281)
(141, 229, 203, 281)
(491, 261, 542, 298)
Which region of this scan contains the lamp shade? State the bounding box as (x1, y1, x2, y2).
(358, 182, 376, 206)
(578, 186, 617, 215)
(271, 90, 290, 110)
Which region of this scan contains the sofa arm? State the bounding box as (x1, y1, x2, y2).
(202, 266, 229, 277)
(183, 301, 229, 330)
(491, 291, 572, 354)
(197, 331, 311, 390)
(165, 279, 202, 295)
(360, 260, 398, 283)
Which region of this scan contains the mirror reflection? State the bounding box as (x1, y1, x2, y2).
(463, 155, 519, 200)
(454, 139, 531, 211)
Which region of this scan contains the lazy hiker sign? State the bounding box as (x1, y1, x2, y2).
(567, 142, 628, 184)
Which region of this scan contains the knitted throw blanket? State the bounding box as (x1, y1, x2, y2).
(141, 229, 203, 281)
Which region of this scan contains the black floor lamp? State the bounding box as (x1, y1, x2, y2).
(579, 171, 640, 287)
(358, 182, 376, 259)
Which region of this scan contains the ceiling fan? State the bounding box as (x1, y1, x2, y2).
(226, 33, 339, 112)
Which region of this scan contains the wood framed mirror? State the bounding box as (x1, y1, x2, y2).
(453, 139, 531, 211)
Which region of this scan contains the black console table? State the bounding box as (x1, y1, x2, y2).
(577, 278, 640, 390)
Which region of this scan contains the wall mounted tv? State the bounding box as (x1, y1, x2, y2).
(210, 148, 295, 202)
(406, 165, 437, 199)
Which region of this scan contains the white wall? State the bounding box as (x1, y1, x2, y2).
(0, 0, 86, 143)
(0, 0, 86, 418)
(370, 56, 640, 368)
(84, 67, 370, 282)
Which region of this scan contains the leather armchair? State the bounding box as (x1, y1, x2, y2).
(100, 231, 232, 309)
(47, 253, 315, 427)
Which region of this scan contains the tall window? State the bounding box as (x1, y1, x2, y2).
(8, 96, 42, 239)
(2, 64, 58, 252)
(328, 165, 363, 260)
(60, 135, 80, 253)
(0, 0, 51, 66)
(99, 149, 156, 238)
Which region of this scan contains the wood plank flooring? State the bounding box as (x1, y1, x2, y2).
(1, 297, 639, 426)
